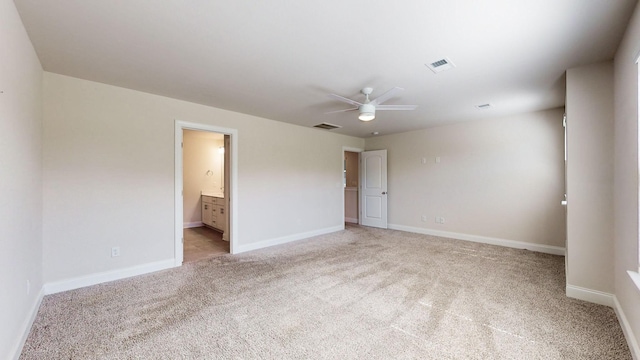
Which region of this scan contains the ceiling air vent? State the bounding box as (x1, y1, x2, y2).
(475, 103, 492, 110)
(426, 57, 456, 73)
(313, 122, 342, 130)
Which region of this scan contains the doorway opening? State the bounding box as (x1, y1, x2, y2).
(182, 130, 229, 262)
(344, 150, 360, 225)
(175, 121, 238, 266)
(343, 147, 364, 226)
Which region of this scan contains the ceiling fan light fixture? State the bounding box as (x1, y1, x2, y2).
(359, 112, 375, 121)
(359, 103, 376, 121)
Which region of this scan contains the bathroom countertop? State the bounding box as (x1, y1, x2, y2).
(201, 192, 224, 198)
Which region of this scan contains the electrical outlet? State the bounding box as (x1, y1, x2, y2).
(421, 215, 427, 222)
(440, 217, 445, 224)
(421, 157, 427, 164)
(435, 156, 441, 163)
(111, 247, 120, 257)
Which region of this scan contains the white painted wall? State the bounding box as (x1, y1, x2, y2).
(0, 0, 44, 358)
(364, 108, 566, 249)
(183, 130, 224, 225)
(565, 62, 615, 296)
(613, 1, 640, 354)
(42, 72, 364, 283)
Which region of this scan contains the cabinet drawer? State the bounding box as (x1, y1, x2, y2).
(202, 196, 214, 204)
(212, 197, 224, 205)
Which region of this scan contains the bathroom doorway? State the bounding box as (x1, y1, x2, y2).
(343, 147, 363, 225)
(182, 130, 229, 262)
(175, 121, 237, 265)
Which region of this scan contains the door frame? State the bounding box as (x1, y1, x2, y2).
(342, 146, 364, 227)
(175, 120, 239, 265)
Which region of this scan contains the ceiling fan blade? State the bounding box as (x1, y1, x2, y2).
(325, 107, 358, 114)
(328, 93, 363, 107)
(371, 87, 404, 105)
(376, 105, 418, 110)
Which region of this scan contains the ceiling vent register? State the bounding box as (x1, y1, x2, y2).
(426, 58, 456, 73)
(313, 122, 342, 130)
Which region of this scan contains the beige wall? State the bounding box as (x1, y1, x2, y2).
(365, 108, 566, 248)
(183, 130, 224, 225)
(0, 0, 43, 358)
(614, 0, 640, 352)
(42, 72, 364, 283)
(565, 62, 615, 295)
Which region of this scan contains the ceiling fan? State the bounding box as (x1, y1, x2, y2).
(326, 87, 417, 121)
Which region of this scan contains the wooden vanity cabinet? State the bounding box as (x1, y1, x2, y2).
(201, 195, 226, 233)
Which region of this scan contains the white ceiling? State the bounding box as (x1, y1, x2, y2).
(15, 0, 636, 138)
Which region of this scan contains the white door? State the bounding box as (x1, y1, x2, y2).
(360, 150, 388, 228)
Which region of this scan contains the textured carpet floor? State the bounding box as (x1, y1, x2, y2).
(21, 226, 631, 359)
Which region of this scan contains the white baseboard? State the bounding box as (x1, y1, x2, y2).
(613, 295, 640, 360)
(566, 284, 614, 307)
(11, 288, 44, 360)
(345, 217, 358, 224)
(388, 224, 566, 256)
(234, 225, 344, 254)
(43, 259, 177, 295)
(183, 221, 203, 228)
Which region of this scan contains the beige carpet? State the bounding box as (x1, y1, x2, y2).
(21, 225, 631, 359)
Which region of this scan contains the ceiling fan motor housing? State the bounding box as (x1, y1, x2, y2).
(359, 103, 375, 113)
(358, 103, 376, 121)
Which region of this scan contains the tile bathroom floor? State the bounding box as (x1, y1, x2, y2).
(183, 226, 229, 263)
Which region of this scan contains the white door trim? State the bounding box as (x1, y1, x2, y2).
(342, 147, 364, 228)
(175, 120, 239, 265)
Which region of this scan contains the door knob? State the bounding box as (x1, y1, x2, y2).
(382, 191, 387, 195)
